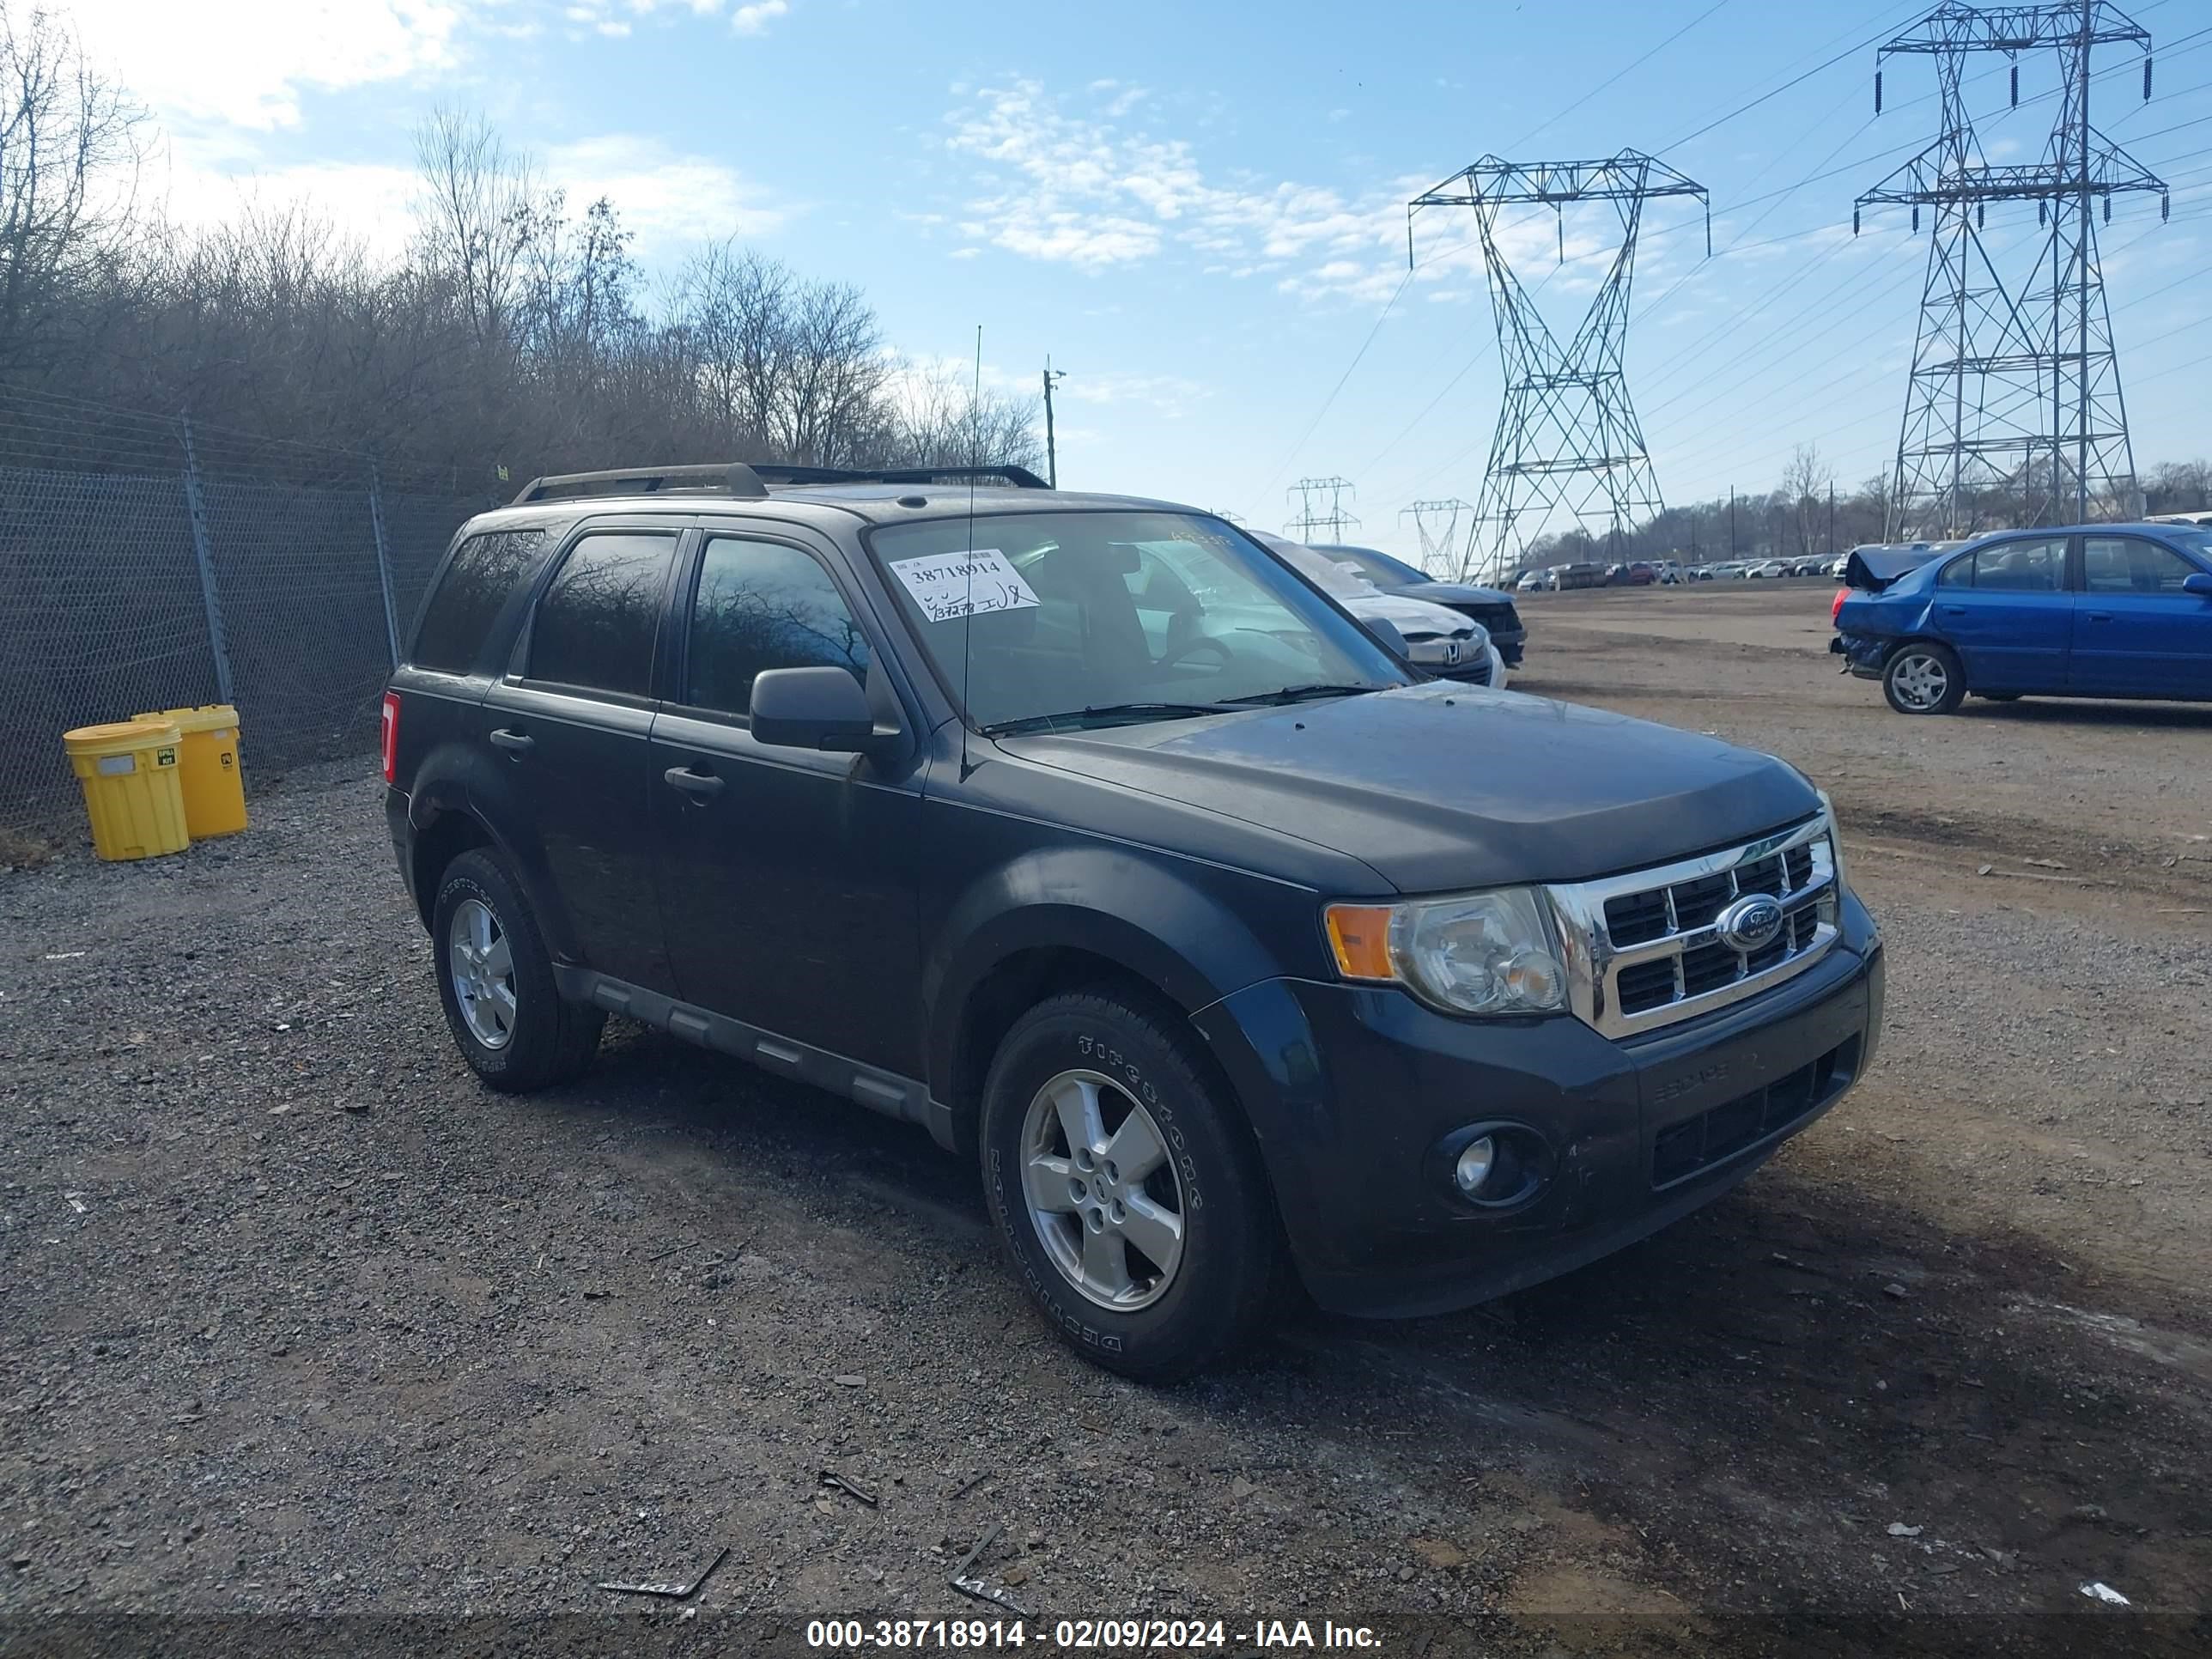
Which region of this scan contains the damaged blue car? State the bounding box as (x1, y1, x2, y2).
(1832, 523, 2212, 714)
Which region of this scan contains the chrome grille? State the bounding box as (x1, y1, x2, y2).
(1546, 815, 1840, 1038)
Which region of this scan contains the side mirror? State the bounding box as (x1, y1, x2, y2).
(1363, 617, 1410, 659)
(2183, 572, 2212, 598)
(749, 666, 889, 753)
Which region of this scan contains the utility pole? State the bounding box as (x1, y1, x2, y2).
(1855, 0, 2165, 535)
(1042, 359, 1067, 489)
(1401, 498, 1476, 575)
(1728, 485, 1735, 560)
(1285, 477, 1360, 543)
(1408, 151, 1709, 584)
(1827, 480, 1836, 555)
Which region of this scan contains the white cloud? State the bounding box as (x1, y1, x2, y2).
(69, 0, 470, 131)
(1060, 371, 1210, 420)
(546, 135, 787, 251)
(150, 155, 424, 258)
(732, 0, 791, 33)
(940, 80, 1468, 301)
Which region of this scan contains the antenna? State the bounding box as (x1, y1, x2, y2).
(960, 325, 981, 778)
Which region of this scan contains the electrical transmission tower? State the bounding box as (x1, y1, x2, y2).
(1285, 477, 1360, 542)
(1401, 499, 1475, 574)
(1409, 153, 1708, 583)
(1856, 1, 2166, 536)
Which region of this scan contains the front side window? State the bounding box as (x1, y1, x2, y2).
(411, 528, 549, 672)
(866, 511, 1407, 732)
(684, 537, 871, 716)
(2084, 536, 2200, 595)
(1966, 537, 2065, 593)
(526, 532, 678, 696)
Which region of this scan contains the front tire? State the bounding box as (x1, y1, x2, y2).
(1883, 641, 1966, 715)
(979, 989, 1279, 1381)
(431, 849, 604, 1092)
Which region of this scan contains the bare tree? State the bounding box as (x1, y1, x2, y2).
(1779, 444, 1833, 558)
(410, 107, 544, 354)
(0, 3, 148, 374)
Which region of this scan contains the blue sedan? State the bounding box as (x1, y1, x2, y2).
(1832, 523, 2212, 714)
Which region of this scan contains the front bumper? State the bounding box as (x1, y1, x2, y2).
(1192, 893, 1883, 1318)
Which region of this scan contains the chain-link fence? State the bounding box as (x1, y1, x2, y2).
(0, 392, 492, 853)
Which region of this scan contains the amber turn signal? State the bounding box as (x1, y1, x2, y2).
(1323, 902, 1396, 981)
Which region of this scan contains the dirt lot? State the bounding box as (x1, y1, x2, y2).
(3, 578, 2208, 1654)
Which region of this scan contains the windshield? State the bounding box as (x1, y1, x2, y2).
(1318, 544, 1425, 586)
(1253, 533, 1378, 599)
(866, 511, 1408, 731)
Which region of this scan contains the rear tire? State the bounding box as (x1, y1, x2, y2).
(978, 989, 1279, 1382)
(431, 849, 604, 1092)
(1882, 641, 1966, 715)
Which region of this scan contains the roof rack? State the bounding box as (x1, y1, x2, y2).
(512, 464, 769, 505)
(511, 460, 1050, 507)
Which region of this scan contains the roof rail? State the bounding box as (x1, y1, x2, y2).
(509, 460, 1052, 507)
(510, 463, 770, 505)
(754, 464, 1051, 490)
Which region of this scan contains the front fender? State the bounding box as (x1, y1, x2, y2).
(921, 846, 1304, 1107)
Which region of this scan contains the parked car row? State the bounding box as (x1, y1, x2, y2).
(1832, 521, 2212, 714)
(381, 459, 1881, 1377)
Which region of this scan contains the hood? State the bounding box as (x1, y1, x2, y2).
(996, 680, 1819, 892)
(1345, 590, 1480, 641)
(1399, 580, 1517, 608)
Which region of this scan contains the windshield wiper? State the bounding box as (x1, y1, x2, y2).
(1219, 682, 1387, 707)
(981, 701, 1237, 737)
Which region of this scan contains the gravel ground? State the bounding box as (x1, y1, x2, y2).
(3, 581, 2208, 1655)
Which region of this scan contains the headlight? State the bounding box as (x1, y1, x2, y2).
(1816, 787, 1850, 894)
(1324, 887, 1567, 1016)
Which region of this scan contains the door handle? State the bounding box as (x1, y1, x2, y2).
(2085, 611, 2113, 623)
(1939, 605, 1966, 617)
(488, 727, 534, 757)
(663, 766, 725, 800)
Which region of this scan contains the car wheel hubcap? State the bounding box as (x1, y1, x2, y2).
(1020, 1069, 1185, 1311)
(1893, 653, 1948, 709)
(448, 897, 517, 1049)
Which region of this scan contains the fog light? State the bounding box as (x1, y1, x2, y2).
(1454, 1136, 1496, 1196)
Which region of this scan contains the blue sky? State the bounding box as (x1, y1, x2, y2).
(69, 0, 2212, 562)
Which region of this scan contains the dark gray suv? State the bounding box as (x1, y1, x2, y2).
(383, 462, 1883, 1379)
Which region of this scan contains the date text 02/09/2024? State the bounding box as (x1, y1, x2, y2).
(804, 1619, 1382, 1649)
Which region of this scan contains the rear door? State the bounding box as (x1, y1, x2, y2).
(647, 526, 925, 1075)
(1927, 535, 2070, 690)
(481, 522, 684, 990)
(2071, 534, 2212, 698)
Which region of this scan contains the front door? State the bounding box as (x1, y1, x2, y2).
(481, 526, 681, 990)
(2071, 534, 2212, 698)
(1927, 535, 2071, 690)
(648, 530, 924, 1076)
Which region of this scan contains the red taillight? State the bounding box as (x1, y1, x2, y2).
(380, 691, 400, 784)
(1831, 586, 1848, 624)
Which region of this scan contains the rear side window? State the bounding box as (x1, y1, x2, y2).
(683, 536, 871, 716)
(526, 532, 678, 696)
(1940, 538, 2063, 592)
(410, 529, 548, 672)
(2084, 536, 2198, 595)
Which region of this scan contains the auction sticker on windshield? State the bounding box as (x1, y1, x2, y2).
(890, 550, 1041, 623)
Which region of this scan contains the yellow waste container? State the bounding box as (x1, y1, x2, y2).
(132, 704, 247, 838)
(63, 719, 190, 862)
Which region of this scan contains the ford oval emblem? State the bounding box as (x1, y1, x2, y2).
(1716, 894, 1786, 953)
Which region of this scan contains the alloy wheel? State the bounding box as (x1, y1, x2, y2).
(1890, 651, 1949, 711)
(1019, 1069, 1187, 1310)
(447, 896, 517, 1048)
